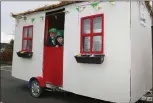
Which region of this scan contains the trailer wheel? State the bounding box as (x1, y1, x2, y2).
(30, 80, 43, 98)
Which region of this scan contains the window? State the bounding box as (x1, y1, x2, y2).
(81, 14, 104, 54)
(22, 26, 33, 52)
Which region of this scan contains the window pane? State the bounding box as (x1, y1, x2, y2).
(83, 19, 90, 34)
(23, 28, 27, 38)
(27, 40, 32, 51)
(28, 27, 33, 38)
(83, 36, 90, 52)
(93, 17, 102, 33)
(92, 36, 102, 52)
(23, 40, 27, 50)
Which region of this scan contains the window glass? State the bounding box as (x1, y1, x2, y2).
(92, 36, 102, 52)
(83, 36, 90, 52)
(23, 40, 27, 50)
(83, 19, 90, 34)
(27, 40, 32, 51)
(22, 26, 33, 51)
(93, 17, 102, 33)
(28, 27, 33, 38)
(23, 28, 27, 38)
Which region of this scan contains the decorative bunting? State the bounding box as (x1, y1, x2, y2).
(23, 17, 27, 21)
(83, 6, 86, 9)
(40, 16, 44, 20)
(64, 10, 69, 13)
(91, 2, 99, 8)
(97, 6, 102, 10)
(139, 1, 146, 27)
(76, 7, 80, 12)
(31, 18, 35, 23)
(109, 1, 116, 5)
(65, 2, 103, 13)
(76, 6, 86, 12)
(91, 2, 102, 10)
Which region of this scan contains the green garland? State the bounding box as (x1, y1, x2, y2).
(31, 18, 35, 23)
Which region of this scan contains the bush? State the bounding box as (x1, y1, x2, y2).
(0, 39, 14, 64)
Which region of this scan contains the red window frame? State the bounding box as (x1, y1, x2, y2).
(80, 14, 104, 54)
(22, 25, 33, 52)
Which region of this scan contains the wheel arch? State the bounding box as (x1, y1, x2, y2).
(28, 77, 45, 88)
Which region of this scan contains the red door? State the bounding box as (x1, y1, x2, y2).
(43, 47, 63, 86)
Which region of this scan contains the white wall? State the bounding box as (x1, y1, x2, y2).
(131, 1, 152, 102)
(12, 12, 46, 81)
(63, 1, 131, 103)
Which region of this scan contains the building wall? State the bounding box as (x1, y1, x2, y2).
(12, 12, 46, 81)
(63, 1, 131, 102)
(131, 1, 152, 102)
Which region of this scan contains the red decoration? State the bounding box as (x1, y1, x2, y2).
(83, 6, 86, 9)
(43, 47, 63, 86)
(98, 6, 102, 10)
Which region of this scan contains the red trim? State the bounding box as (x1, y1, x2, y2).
(102, 14, 104, 54)
(80, 18, 83, 54)
(22, 25, 33, 52)
(80, 14, 104, 54)
(44, 16, 49, 45)
(22, 27, 24, 51)
(90, 16, 93, 53)
(36, 76, 45, 87)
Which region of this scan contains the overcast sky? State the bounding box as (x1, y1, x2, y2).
(1, 1, 152, 43)
(1, 1, 59, 43)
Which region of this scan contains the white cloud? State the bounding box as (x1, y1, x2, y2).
(1, 32, 14, 43)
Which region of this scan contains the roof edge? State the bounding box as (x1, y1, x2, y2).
(11, 1, 82, 18)
(11, 1, 153, 18)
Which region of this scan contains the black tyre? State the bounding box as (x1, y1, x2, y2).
(30, 80, 43, 98)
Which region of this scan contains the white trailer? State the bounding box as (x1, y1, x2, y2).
(11, 1, 152, 103)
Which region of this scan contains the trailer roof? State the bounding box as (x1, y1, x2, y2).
(11, 1, 82, 18)
(11, 1, 152, 18)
